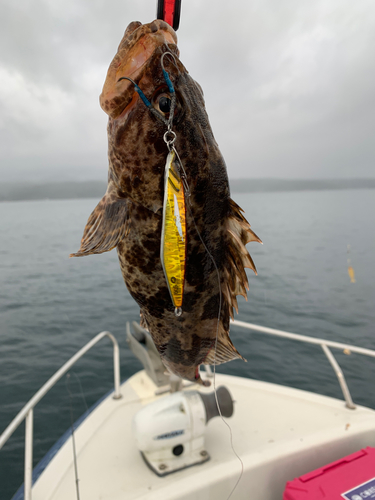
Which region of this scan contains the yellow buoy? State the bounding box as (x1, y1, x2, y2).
(161, 150, 187, 314)
(347, 244, 356, 283)
(348, 265, 356, 283)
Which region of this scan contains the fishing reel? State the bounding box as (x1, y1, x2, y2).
(133, 385, 233, 476)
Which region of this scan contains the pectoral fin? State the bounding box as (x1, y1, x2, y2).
(70, 192, 130, 257)
(203, 331, 246, 365)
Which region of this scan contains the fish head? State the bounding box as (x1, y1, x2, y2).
(100, 20, 178, 120)
(100, 20, 180, 212)
(100, 20, 219, 213)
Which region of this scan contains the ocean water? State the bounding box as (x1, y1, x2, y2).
(1, 189, 375, 498)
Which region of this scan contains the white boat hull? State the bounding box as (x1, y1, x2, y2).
(30, 370, 375, 500)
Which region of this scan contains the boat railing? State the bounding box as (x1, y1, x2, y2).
(232, 320, 375, 411)
(0, 331, 121, 500)
(2, 322, 375, 500)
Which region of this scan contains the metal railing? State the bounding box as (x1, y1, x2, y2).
(0, 331, 121, 500)
(232, 320, 375, 410)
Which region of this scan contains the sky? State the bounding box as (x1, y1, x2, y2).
(1, 0, 375, 182)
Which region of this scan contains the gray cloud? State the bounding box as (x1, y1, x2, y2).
(1, 0, 374, 182)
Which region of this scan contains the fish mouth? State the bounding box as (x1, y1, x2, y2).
(122, 21, 143, 43)
(118, 20, 177, 52)
(195, 366, 211, 387)
(100, 20, 178, 119)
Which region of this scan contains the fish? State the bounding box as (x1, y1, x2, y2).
(71, 19, 261, 386)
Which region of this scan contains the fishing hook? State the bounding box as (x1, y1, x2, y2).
(117, 75, 170, 126)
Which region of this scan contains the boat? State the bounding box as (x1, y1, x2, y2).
(1, 319, 375, 500)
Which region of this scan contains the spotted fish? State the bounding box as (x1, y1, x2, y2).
(71, 20, 261, 386)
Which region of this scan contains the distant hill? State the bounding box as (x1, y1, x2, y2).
(0, 181, 107, 202)
(229, 178, 375, 193)
(1, 178, 375, 202)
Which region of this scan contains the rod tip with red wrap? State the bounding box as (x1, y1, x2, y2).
(157, 0, 182, 31)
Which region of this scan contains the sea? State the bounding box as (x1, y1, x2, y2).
(1, 189, 375, 499)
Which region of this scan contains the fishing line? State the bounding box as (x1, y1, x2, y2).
(70, 371, 89, 412)
(160, 56, 244, 498)
(117, 76, 173, 127)
(126, 54, 244, 498)
(175, 149, 244, 500)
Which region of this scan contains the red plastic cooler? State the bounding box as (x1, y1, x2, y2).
(283, 447, 375, 500)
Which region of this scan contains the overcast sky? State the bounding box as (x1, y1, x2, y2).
(1, 0, 375, 182)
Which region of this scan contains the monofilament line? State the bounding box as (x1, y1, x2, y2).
(126, 54, 244, 496)
(179, 161, 244, 500)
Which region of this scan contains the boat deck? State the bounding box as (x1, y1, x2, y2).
(31, 371, 375, 500)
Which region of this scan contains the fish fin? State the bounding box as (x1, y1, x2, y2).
(228, 199, 262, 245)
(223, 199, 261, 317)
(203, 333, 246, 365)
(70, 191, 129, 257)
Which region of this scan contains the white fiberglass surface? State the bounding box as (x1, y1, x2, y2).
(32, 372, 375, 500)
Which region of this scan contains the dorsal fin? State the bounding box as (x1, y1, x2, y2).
(203, 199, 261, 366)
(70, 183, 130, 257)
(222, 198, 262, 320)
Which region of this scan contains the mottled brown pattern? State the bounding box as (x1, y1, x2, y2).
(71, 20, 261, 385)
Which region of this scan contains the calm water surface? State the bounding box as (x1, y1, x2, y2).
(1, 189, 374, 498)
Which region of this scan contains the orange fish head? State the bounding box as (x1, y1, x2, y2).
(100, 20, 179, 120)
(99, 20, 187, 212)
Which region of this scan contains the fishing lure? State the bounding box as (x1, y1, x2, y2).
(160, 149, 187, 316)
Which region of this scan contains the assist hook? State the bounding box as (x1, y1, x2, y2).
(117, 51, 178, 132)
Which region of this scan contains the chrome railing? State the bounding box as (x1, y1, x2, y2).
(232, 320, 375, 410)
(0, 331, 121, 500)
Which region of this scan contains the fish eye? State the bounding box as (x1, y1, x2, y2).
(158, 95, 171, 113)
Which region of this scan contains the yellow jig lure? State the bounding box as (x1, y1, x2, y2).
(161, 149, 187, 316)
